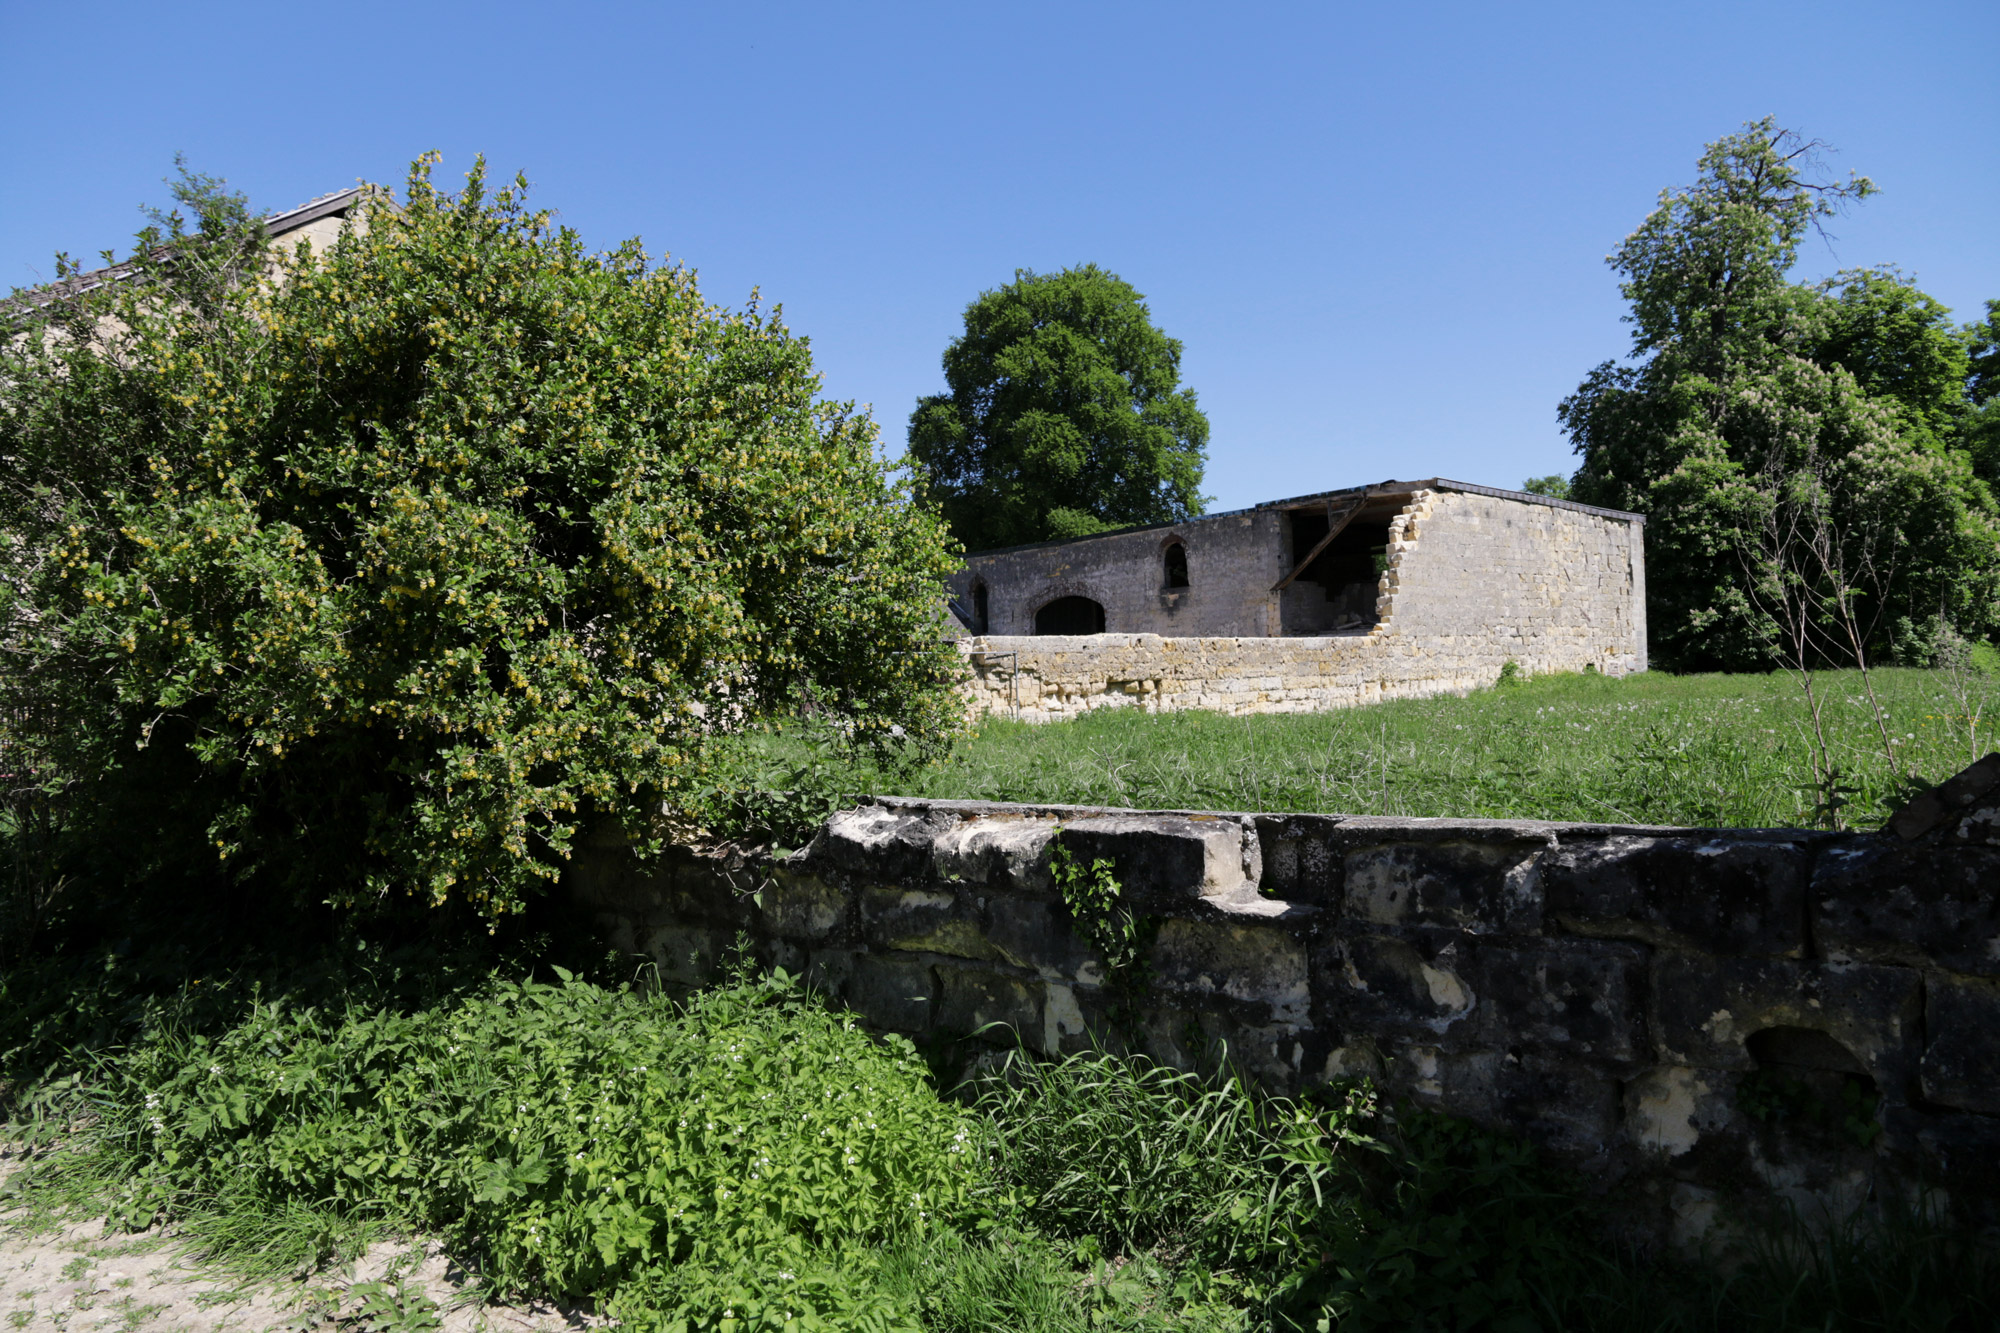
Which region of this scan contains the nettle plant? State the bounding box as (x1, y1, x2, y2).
(96, 970, 982, 1329)
(0, 157, 964, 916)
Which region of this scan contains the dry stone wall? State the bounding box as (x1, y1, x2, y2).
(569, 772, 2000, 1246)
(961, 488, 1645, 721)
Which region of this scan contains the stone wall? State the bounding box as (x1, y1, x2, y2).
(958, 487, 1646, 721)
(954, 508, 1285, 639)
(569, 773, 2000, 1244)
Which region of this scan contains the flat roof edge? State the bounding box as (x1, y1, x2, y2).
(1429, 479, 1644, 524)
(960, 476, 1642, 559)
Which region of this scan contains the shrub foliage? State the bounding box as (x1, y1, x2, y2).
(0, 158, 963, 916)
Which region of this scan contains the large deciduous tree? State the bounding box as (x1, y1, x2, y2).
(1561, 119, 2000, 670)
(0, 158, 964, 917)
(908, 264, 1209, 551)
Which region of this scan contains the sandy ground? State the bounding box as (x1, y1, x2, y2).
(0, 1145, 604, 1333)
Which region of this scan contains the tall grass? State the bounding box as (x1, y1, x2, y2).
(862, 668, 2000, 828)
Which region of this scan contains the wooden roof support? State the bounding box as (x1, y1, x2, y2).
(1272, 497, 1362, 592)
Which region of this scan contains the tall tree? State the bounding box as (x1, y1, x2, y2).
(1561, 120, 2000, 670)
(1963, 300, 2000, 487)
(908, 264, 1209, 551)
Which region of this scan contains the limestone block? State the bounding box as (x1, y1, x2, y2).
(1462, 938, 1648, 1063)
(1812, 839, 2000, 976)
(810, 804, 958, 881)
(1383, 1043, 1622, 1159)
(1624, 1066, 1732, 1159)
(757, 871, 849, 942)
(1318, 934, 1477, 1042)
(861, 885, 1009, 963)
(1129, 1004, 1307, 1086)
(808, 949, 936, 1033)
(1058, 814, 1255, 908)
(985, 896, 1101, 982)
(936, 966, 1044, 1041)
(1954, 795, 2000, 846)
(1339, 833, 1548, 933)
(931, 816, 1059, 895)
(1545, 835, 1809, 957)
(1041, 983, 1091, 1054)
(1186, 1013, 1311, 1088)
(1648, 955, 1922, 1099)
(1150, 918, 1309, 1022)
(1883, 753, 2000, 840)
(1920, 971, 2000, 1114)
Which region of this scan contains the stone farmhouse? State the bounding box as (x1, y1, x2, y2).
(946, 478, 1646, 720)
(7, 188, 369, 318)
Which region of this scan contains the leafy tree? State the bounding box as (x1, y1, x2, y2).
(908, 264, 1209, 550)
(1561, 120, 2000, 670)
(1814, 268, 1970, 447)
(1963, 300, 2000, 487)
(1520, 475, 1571, 500)
(0, 157, 963, 918)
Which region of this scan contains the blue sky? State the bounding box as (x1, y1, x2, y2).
(3, 1, 1994, 511)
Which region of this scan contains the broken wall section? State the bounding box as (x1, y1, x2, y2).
(569, 789, 2000, 1248)
(958, 488, 1645, 721)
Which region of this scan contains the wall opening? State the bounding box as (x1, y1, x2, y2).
(971, 581, 989, 635)
(1282, 506, 1395, 633)
(1741, 1026, 1881, 1154)
(1163, 541, 1189, 589)
(1035, 596, 1106, 636)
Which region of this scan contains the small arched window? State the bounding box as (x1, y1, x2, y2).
(971, 581, 990, 635)
(1163, 541, 1189, 589)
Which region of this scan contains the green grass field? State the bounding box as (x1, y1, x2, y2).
(868, 667, 2000, 830)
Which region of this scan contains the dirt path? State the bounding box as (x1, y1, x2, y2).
(0, 1146, 602, 1332)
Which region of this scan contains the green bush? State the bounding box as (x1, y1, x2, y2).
(0, 158, 963, 919)
(56, 969, 980, 1328)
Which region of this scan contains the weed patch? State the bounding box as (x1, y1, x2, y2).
(8, 959, 1999, 1330)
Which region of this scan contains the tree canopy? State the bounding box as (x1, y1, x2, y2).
(908, 264, 1209, 551)
(0, 158, 964, 917)
(1561, 120, 2000, 670)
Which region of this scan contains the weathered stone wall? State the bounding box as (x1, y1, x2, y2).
(953, 508, 1287, 638)
(957, 487, 1646, 720)
(570, 781, 2000, 1243)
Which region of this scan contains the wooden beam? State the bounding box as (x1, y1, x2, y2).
(1272, 500, 1361, 592)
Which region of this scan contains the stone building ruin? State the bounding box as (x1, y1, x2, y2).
(947, 478, 1646, 720)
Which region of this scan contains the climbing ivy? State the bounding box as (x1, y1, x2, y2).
(1049, 838, 1156, 1031)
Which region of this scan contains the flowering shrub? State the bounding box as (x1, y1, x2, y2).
(0, 158, 963, 917)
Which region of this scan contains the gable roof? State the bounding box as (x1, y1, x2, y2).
(5, 186, 370, 317)
(960, 477, 1641, 559)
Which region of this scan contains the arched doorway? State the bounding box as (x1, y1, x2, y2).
(1035, 596, 1106, 635)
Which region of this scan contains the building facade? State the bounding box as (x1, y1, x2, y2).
(947, 479, 1646, 720)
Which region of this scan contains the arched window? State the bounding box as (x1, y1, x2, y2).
(1034, 596, 1106, 636)
(1163, 541, 1189, 589)
(971, 581, 989, 635)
